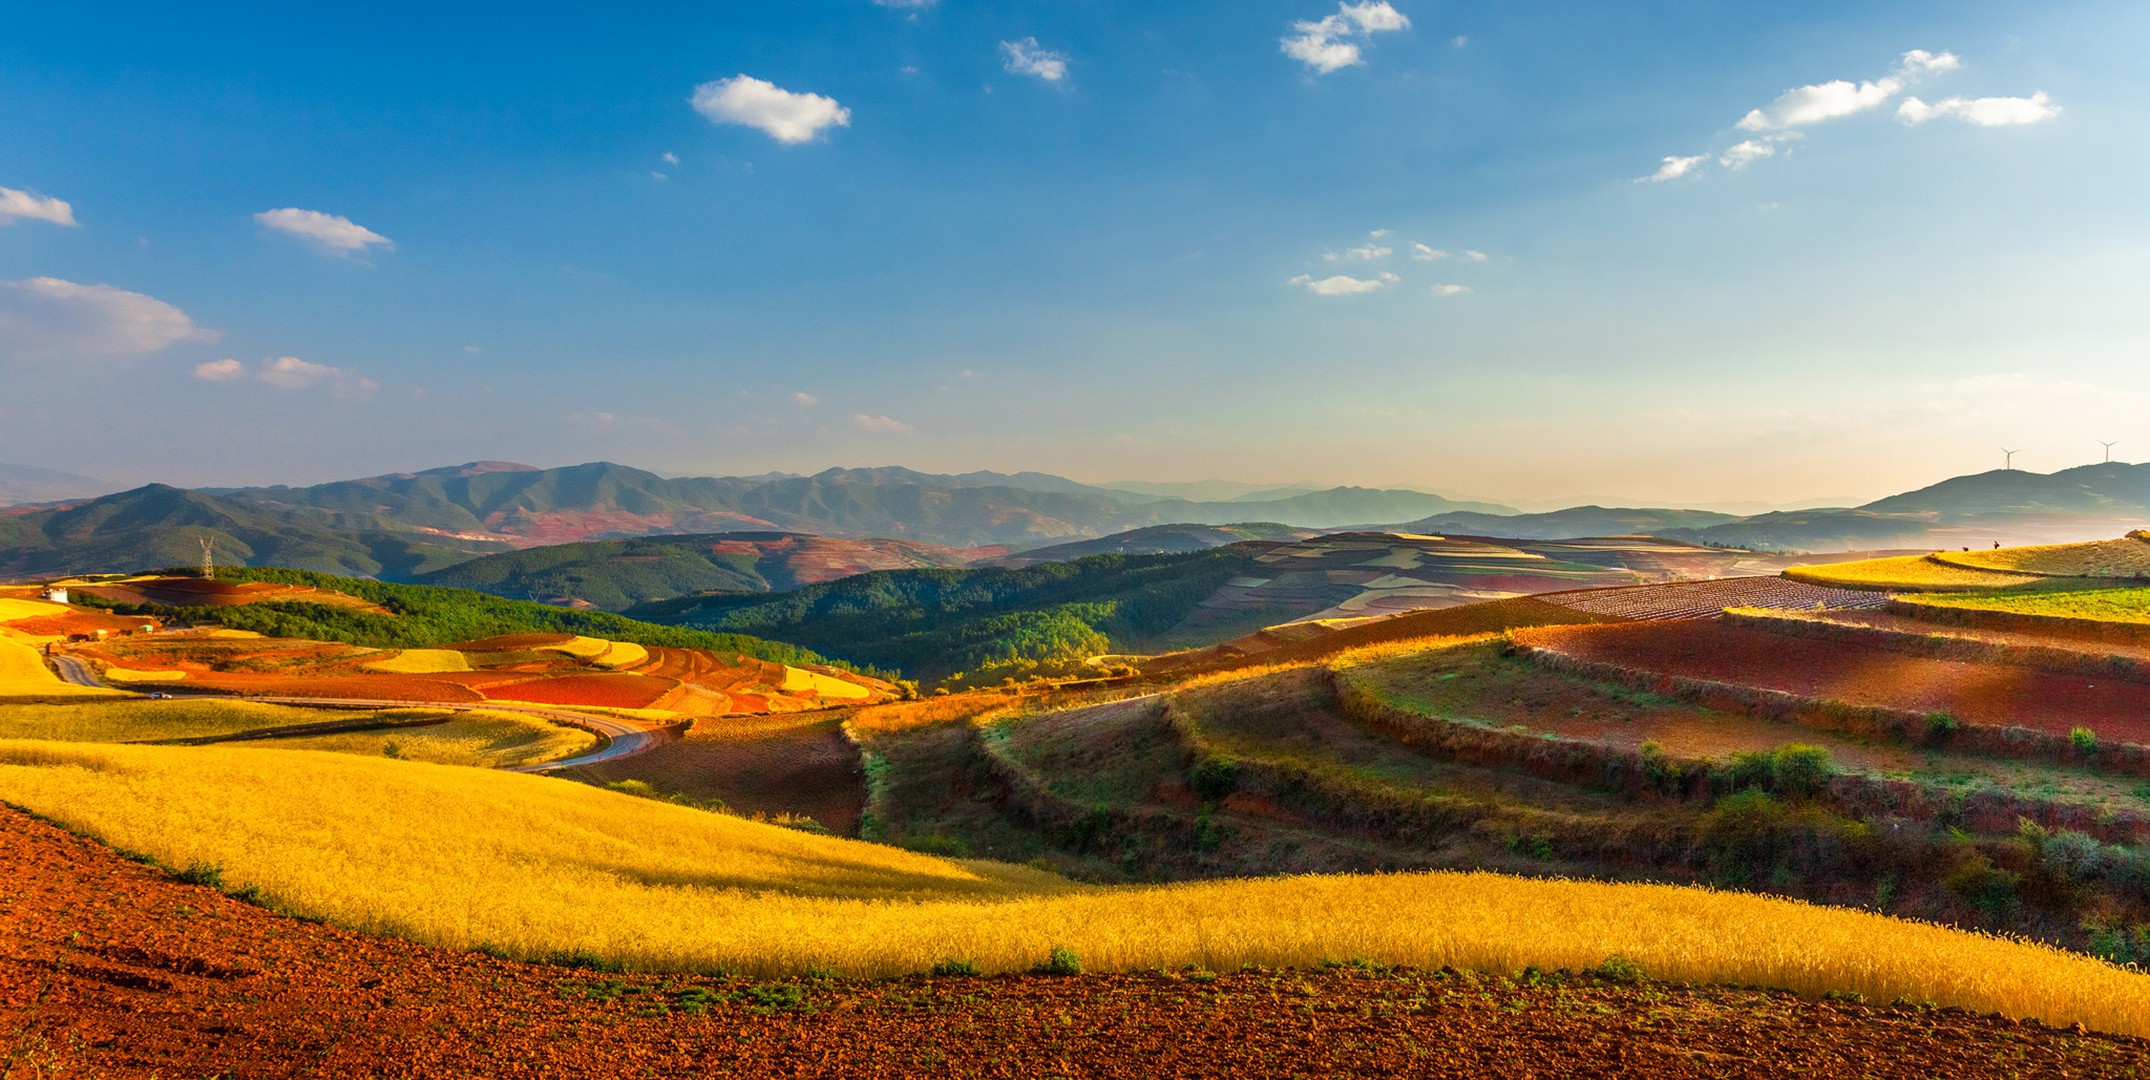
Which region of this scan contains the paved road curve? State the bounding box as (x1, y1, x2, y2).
(45, 652, 675, 771)
(48, 654, 108, 688)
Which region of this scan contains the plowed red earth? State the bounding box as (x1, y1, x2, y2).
(480, 672, 678, 708)
(2, 811, 2141, 1078)
(177, 674, 484, 703)
(1527, 621, 2150, 742)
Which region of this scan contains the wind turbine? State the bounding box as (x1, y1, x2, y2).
(2100, 441, 2118, 464)
(2001, 447, 2021, 471)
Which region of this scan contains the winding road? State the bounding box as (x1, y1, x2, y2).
(45, 652, 675, 771)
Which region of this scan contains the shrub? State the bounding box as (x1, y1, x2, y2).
(1188, 755, 1240, 803)
(1638, 740, 1681, 791)
(174, 861, 226, 889)
(930, 957, 981, 977)
(2070, 727, 2099, 756)
(1034, 945, 1083, 976)
(1589, 954, 1647, 984)
(1725, 745, 1833, 798)
(606, 779, 660, 800)
(900, 833, 971, 858)
(381, 740, 403, 759)
(1925, 711, 1959, 742)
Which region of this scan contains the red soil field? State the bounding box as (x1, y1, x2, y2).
(2, 809, 2135, 1079)
(568, 714, 867, 833)
(1522, 621, 2150, 744)
(2, 612, 159, 637)
(481, 673, 679, 708)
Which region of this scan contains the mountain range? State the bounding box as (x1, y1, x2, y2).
(2, 459, 2147, 582)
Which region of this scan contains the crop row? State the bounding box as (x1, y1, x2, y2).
(1539, 577, 1888, 621)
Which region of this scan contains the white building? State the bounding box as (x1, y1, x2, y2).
(39, 586, 67, 604)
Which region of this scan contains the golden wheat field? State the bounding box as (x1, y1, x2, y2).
(0, 634, 122, 698)
(0, 699, 376, 743)
(1, 740, 2145, 1036)
(1782, 554, 2043, 592)
(263, 709, 595, 767)
(1933, 534, 2150, 578)
(362, 648, 474, 674)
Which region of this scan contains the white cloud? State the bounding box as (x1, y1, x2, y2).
(1410, 243, 1448, 260)
(0, 277, 213, 361)
(1368, 229, 1391, 238)
(1719, 139, 1778, 170)
(1736, 49, 1958, 132)
(690, 75, 851, 144)
(1639, 153, 1708, 183)
(662, 151, 680, 165)
(1287, 271, 1397, 296)
(1461, 250, 1488, 262)
(255, 208, 394, 256)
(852, 413, 914, 433)
(873, 0, 936, 7)
(1429, 283, 1471, 296)
(1281, 2, 1411, 75)
(1001, 38, 1069, 82)
(1344, 243, 1392, 261)
(258, 355, 379, 396)
(0, 187, 76, 227)
(791, 391, 819, 406)
(192, 358, 245, 381)
(1899, 91, 2060, 127)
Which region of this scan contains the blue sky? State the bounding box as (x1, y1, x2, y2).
(1, 0, 2143, 508)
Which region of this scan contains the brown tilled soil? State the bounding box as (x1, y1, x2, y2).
(563, 713, 866, 834)
(1529, 620, 2150, 743)
(2, 810, 2145, 1079)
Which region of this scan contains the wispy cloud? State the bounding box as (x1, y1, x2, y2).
(853, 413, 914, 433)
(0, 277, 212, 361)
(1737, 49, 1957, 132)
(1001, 38, 1069, 82)
(1899, 91, 2060, 127)
(1428, 283, 1470, 296)
(0, 187, 76, 227)
(230, 356, 383, 396)
(1640, 49, 2048, 184)
(791, 391, 819, 406)
(1288, 271, 1398, 296)
(1282, 1, 1411, 75)
(1638, 153, 1709, 183)
(255, 208, 394, 256)
(690, 75, 851, 144)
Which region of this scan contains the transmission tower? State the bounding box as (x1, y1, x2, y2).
(198, 536, 216, 580)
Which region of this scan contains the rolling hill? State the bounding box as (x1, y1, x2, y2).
(418, 532, 1006, 610)
(980, 523, 1320, 568)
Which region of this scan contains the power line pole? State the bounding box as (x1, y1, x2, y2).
(198, 536, 215, 580)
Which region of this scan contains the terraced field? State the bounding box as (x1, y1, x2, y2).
(1782, 554, 2046, 592)
(1536, 577, 1888, 620)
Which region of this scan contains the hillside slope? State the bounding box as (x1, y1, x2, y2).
(418, 532, 1003, 610)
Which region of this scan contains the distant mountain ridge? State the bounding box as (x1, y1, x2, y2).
(0, 463, 110, 507)
(5, 460, 2148, 581)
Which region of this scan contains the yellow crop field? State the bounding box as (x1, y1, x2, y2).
(1782, 555, 2043, 592)
(543, 636, 614, 659)
(592, 641, 650, 670)
(782, 665, 873, 700)
(98, 665, 188, 683)
(263, 709, 595, 768)
(0, 699, 376, 743)
(1932, 535, 2150, 578)
(0, 635, 121, 697)
(0, 597, 69, 622)
(363, 648, 473, 674)
(1, 741, 2144, 1035)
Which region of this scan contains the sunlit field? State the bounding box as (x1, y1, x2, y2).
(1782, 555, 2043, 592)
(2, 740, 2144, 1035)
(1903, 585, 2150, 625)
(0, 634, 122, 698)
